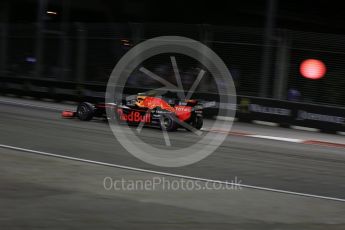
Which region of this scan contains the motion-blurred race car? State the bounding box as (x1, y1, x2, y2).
(62, 94, 203, 131)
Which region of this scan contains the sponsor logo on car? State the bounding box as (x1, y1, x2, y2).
(174, 106, 192, 112)
(118, 110, 151, 123)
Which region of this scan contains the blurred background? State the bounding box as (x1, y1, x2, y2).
(1, 0, 345, 106)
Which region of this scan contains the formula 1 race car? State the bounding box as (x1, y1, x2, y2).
(62, 94, 203, 131)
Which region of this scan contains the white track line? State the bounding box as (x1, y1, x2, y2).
(1, 144, 344, 203)
(248, 135, 303, 143)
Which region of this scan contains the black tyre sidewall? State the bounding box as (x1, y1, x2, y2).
(162, 114, 178, 131)
(77, 102, 94, 121)
(195, 116, 203, 130)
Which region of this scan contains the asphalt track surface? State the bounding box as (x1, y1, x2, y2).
(1, 98, 345, 200)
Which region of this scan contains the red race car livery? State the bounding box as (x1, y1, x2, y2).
(62, 94, 203, 132)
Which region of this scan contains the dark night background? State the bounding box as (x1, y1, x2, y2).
(2, 0, 345, 34)
(1, 0, 345, 106)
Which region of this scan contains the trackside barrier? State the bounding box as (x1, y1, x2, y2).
(1, 76, 345, 133)
(237, 96, 345, 133)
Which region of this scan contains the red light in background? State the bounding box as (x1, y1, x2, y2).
(300, 59, 326, 80)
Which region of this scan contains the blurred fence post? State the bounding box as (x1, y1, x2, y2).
(199, 24, 213, 92)
(75, 23, 87, 97)
(200, 24, 213, 47)
(59, 0, 71, 81)
(130, 23, 143, 45)
(130, 22, 144, 71)
(35, 0, 46, 79)
(0, 1, 9, 78)
(260, 0, 277, 98)
(273, 31, 290, 100)
(0, 23, 8, 77)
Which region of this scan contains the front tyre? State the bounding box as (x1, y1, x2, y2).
(77, 102, 94, 121)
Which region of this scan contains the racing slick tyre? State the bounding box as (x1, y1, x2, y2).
(77, 102, 94, 121)
(161, 114, 178, 132)
(187, 116, 203, 131)
(194, 116, 203, 130)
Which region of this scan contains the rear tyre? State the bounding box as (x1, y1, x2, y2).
(185, 116, 203, 131)
(194, 116, 203, 130)
(77, 102, 94, 121)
